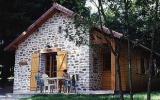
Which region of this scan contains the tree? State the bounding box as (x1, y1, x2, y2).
(147, 0, 159, 100)
(63, 1, 160, 100)
(123, 0, 134, 99)
(85, 0, 124, 100)
(74, 1, 159, 100)
(58, 1, 160, 100)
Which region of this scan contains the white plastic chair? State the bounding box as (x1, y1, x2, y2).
(42, 74, 56, 93)
(48, 79, 57, 93)
(43, 77, 49, 93)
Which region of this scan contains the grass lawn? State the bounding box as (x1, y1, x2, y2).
(22, 92, 160, 100)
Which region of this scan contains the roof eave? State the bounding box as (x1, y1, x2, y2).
(91, 26, 123, 39)
(4, 3, 74, 51)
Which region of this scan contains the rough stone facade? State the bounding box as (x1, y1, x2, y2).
(89, 45, 104, 90)
(14, 12, 91, 93)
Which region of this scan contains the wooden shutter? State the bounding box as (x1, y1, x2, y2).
(57, 51, 67, 77)
(30, 53, 40, 91)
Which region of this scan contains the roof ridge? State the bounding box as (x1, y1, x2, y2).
(52, 3, 74, 16)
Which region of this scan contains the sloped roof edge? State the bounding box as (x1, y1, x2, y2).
(91, 26, 123, 39)
(4, 3, 74, 51)
(4, 3, 125, 51)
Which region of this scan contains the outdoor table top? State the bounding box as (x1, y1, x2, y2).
(47, 77, 65, 80)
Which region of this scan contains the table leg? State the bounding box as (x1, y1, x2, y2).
(56, 79, 58, 92)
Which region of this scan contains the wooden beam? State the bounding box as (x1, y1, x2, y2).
(111, 39, 116, 90)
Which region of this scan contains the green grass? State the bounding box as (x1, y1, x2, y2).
(22, 94, 119, 100)
(22, 92, 160, 100)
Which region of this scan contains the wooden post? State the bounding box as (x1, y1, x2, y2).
(49, 54, 52, 77)
(111, 39, 116, 90)
(128, 39, 133, 99)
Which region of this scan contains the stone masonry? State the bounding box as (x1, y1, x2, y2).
(14, 12, 91, 93)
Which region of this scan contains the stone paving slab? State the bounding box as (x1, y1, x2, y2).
(0, 97, 19, 100)
(0, 93, 33, 100)
(0, 95, 19, 100)
(79, 90, 114, 94)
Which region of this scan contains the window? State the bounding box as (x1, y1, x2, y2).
(45, 53, 57, 77)
(44, 51, 67, 78)
(102, 46, 111, 71)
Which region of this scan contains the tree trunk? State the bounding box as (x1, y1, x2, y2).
(147, 0, 159, 100)
(97, 0, 124, 99)
(124, 0, 133, 99)
(127, 39, 133, 100)
(147, 53, 153, 100)
(115, 40, 124, 100)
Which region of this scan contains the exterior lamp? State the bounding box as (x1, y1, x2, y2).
(46, 44, 52, 48)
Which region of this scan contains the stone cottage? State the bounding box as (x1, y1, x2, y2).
(5, 3, 159, 94)
(5, 3, 105, 93)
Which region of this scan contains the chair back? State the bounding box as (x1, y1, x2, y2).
(42, 74, 49, 86)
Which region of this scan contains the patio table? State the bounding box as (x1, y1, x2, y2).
(47, 77, 65, 93)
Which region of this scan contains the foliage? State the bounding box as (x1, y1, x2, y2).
(0, 0, 53, 85)
(57, 0, 89, 16)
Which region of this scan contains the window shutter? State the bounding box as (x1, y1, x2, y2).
(57, 51, 67, 77)
(30, 53, 40, 91)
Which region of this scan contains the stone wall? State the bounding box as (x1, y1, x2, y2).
(14, 12, 90, 93)
(89, 45, 103, 90)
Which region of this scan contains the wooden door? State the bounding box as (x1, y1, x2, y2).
(30, 53, 40, 91)
(57, 51, 67, 77)
(102, 71, 111, 89)
(101, 47, 111, 90)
